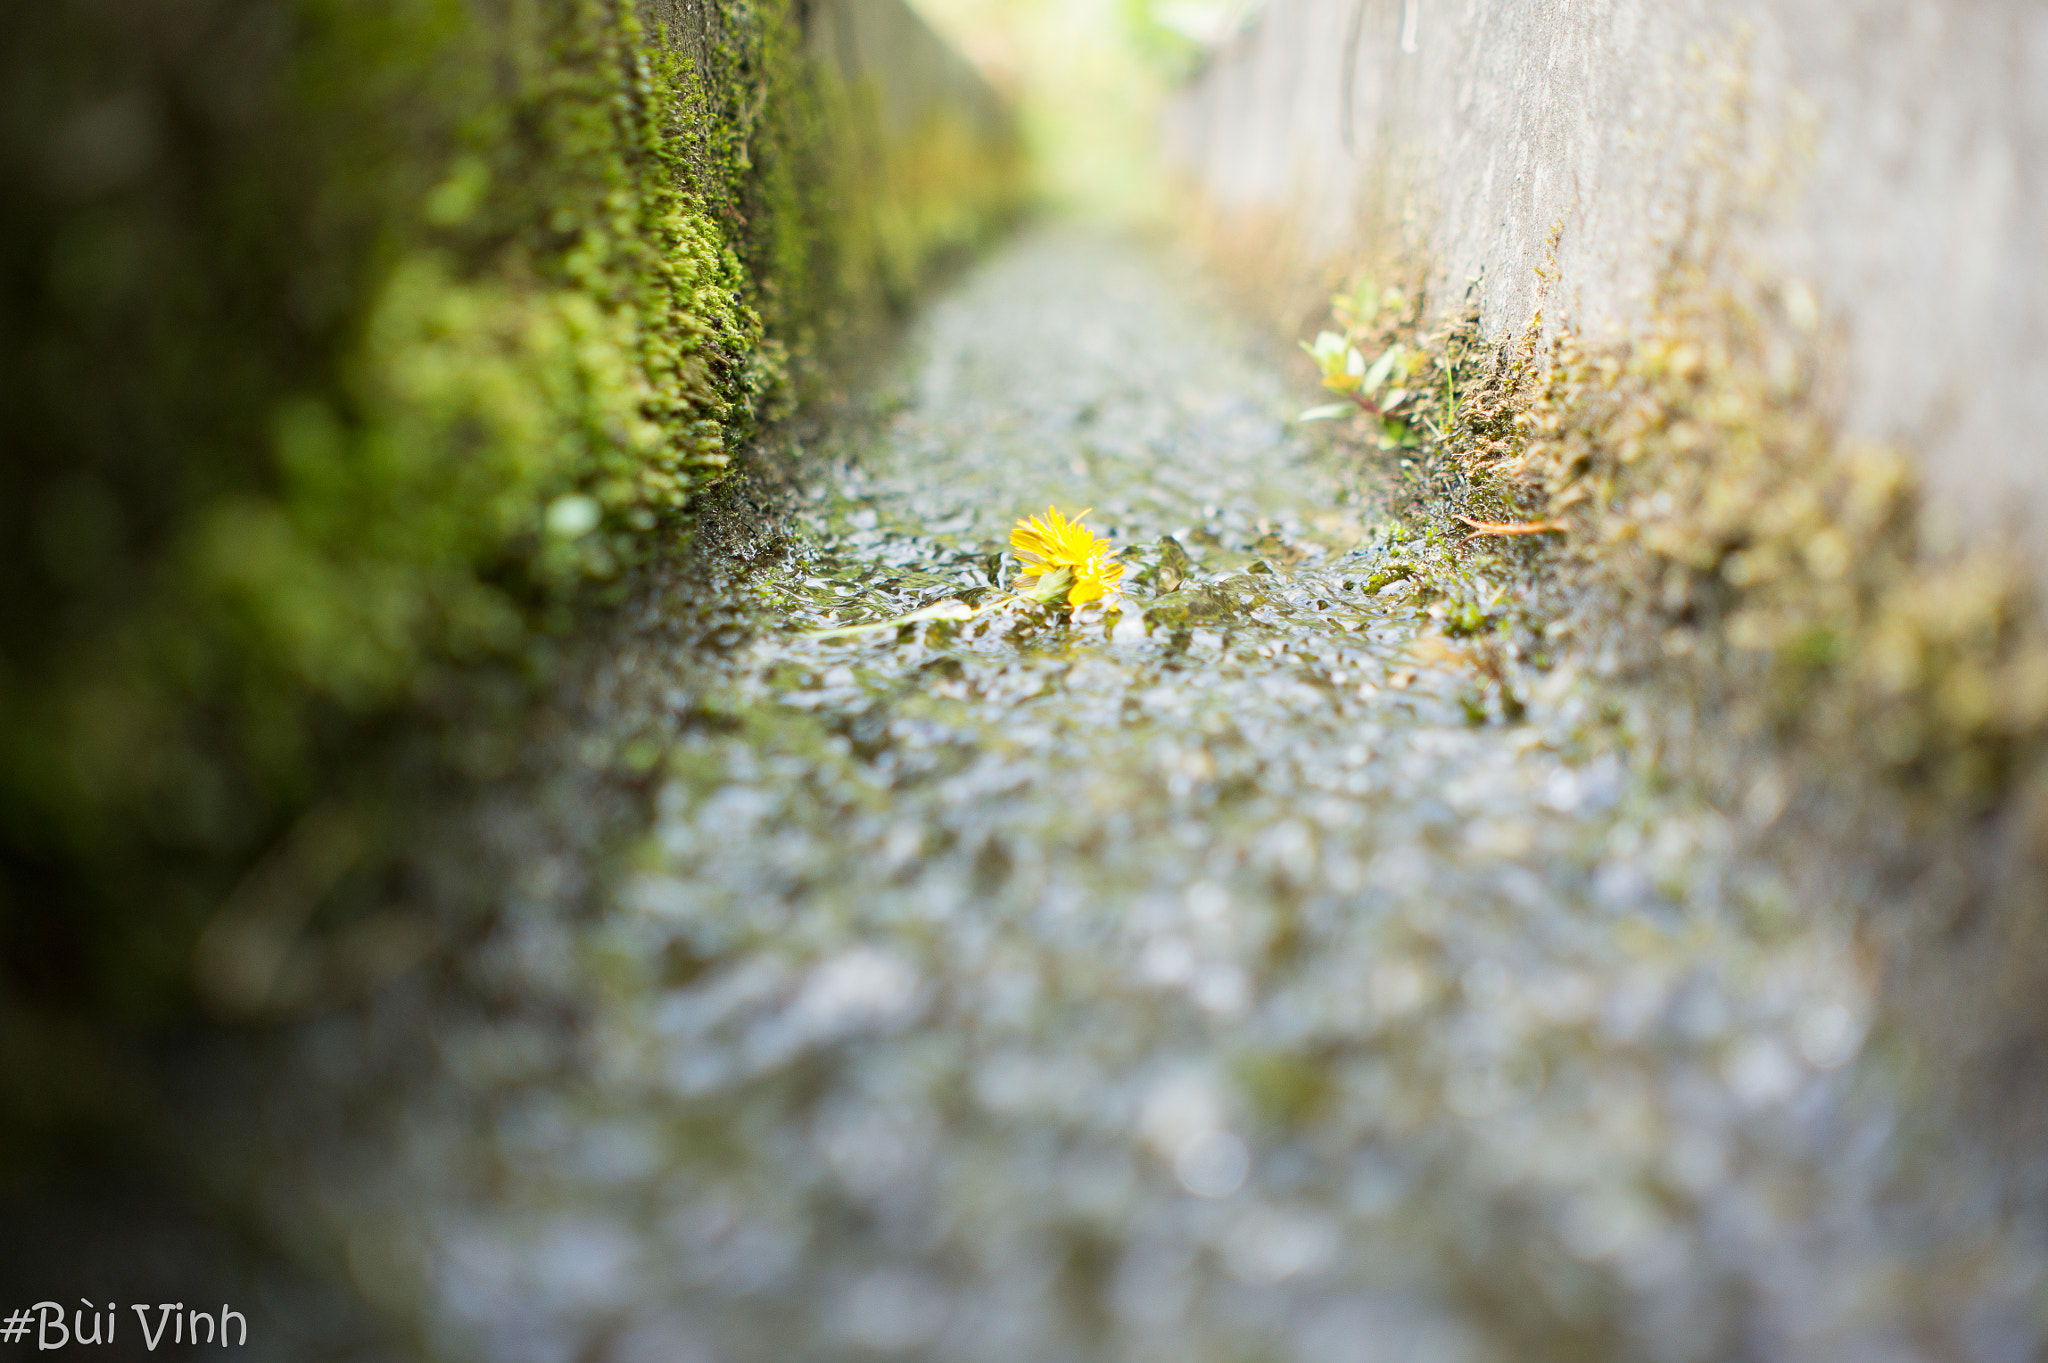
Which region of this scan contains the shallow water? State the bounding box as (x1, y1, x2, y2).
(265, 231, 2042, 1362)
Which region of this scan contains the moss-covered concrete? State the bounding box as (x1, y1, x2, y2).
(1174, 0, 2048, 1137)
(1288, 224, 2048, 1146)
(0, 0, 1022, 1023)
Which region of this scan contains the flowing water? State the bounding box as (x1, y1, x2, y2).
(244, 230, 2043, 1362)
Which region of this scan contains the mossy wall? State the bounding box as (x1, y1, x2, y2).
(0, 0, 1022, 1022)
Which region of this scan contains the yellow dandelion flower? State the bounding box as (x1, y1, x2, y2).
(1010, 505, 1123, 606)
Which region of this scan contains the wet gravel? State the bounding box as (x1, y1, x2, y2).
(253, 230, 2044, 1362)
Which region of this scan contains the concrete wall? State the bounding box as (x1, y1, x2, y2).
(1164, 0, 2048, 540)
(806, 0, 1011, 142)
(640, 0, 1012, 148)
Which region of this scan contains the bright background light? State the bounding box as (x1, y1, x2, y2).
(906, 0, 1267, 220)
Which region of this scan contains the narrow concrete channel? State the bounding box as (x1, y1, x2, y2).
(272, 230, 2040, 1362)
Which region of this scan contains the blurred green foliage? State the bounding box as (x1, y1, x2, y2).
(1114, 0, 1210, 80)
(909, 0, 1183, 221)
(0, 0, 1021, 1026)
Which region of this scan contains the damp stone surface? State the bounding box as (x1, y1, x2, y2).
(266, 229, 2044, 1363)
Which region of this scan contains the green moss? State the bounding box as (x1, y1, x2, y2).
(1305, 239, 2048, 817)
(0, 0, 1022, 1023)
(1290, 34, 2048, 834)
(1302, 195, 2048, 1111)
(1456, 278, 2047, 814)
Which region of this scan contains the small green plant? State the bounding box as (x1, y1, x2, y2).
(1296, 282, 1425, 447)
